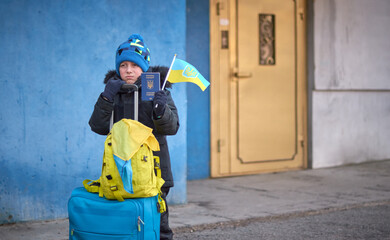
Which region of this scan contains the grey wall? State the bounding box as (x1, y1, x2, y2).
(312, 0, 390, 168)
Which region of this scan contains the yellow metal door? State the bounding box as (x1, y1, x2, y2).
(210, 0, 307, 177)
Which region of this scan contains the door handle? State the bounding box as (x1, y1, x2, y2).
(234, 72, 252, 78)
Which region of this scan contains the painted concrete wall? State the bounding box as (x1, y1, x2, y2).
(0, 0, 187, 224)
(312, 0, 390, 168)
(186, 0, 210, 180)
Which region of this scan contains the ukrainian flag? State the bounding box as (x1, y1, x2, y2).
(167, 58, 210, 91)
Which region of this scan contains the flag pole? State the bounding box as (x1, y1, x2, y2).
(161, 54, 177, 90)
(155, 54, 177, 110)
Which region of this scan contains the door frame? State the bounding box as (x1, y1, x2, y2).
(210, 0, 308, 177)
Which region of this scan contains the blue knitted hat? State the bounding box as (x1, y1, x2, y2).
(115, 34, 151, 74)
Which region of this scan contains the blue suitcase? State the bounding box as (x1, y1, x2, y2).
(68, 187, 160, 240)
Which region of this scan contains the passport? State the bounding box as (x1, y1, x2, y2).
(141, 72, 160, 101)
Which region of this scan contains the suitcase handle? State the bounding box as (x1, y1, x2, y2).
(109, 84, 139, 130)
(121, 84, 139, 121)
(121, 84, 138, 92)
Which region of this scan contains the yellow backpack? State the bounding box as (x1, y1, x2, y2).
(83, 119, 166, 213)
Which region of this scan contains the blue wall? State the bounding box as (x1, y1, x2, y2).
(186, 0, 211, 180)
(0, 0, 187, 223)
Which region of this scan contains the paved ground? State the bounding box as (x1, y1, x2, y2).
(174, 202, 390, 239)
(1, 160, 389, 240)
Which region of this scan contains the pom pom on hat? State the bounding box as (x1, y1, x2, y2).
(128, 34, 144, 42)
(115, 34, 151, 74)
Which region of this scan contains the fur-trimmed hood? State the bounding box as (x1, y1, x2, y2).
(104, 66, 172, 88)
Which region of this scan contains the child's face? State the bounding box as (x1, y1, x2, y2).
(119, 61, 143, 84)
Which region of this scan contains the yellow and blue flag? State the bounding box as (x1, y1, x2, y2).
(166, 58, 210, 91)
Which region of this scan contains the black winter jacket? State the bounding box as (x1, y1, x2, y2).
(89, 66, 179, 188)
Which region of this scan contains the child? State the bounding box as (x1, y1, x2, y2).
(89, 34, 179, 240)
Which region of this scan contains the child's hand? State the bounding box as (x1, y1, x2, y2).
(102, 77, 124, 102)
(153, 90, 167, 118)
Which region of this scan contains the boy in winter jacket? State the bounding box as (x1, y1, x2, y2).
(89, 34, 179, 240)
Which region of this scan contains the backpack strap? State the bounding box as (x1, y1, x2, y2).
(154, 156, 162, 178)
(154, 156, 166, 213)
(83, 179, 99, 193)
(110, 185, 125, 202)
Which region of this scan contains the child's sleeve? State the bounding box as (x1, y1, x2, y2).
(153, 91, 180, 135)
(89, 94, 114, 135)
